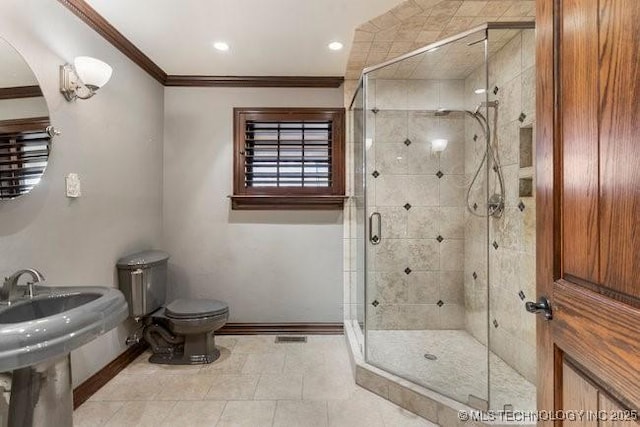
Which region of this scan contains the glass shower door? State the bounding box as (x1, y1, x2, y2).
(363, 29, 491, 409)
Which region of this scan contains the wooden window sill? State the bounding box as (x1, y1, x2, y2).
(230, 195, 347, 210)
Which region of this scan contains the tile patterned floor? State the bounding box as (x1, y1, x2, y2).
(74, 335, 437, 427)
(367, 330, 536, 412)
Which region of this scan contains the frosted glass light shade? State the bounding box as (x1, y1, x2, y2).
(431, 138, 448, 152)
(74, 56, 112, 89)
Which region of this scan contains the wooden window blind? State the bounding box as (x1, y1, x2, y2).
(0, 117, 51, 199)
(232, 108, 345, 210)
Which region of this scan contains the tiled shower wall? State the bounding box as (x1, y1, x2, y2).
(464, 30, 536, 384)
(365, 79, 467, 330)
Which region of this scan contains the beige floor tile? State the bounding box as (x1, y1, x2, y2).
(217, 400, 276, 427)
(327, 391, 385, 427)
(200, 347, 247, 374)
(104, 401, 175, 427)
(215, 335, 238, 350)
(380, 403, 438, 427)
(283, 348, 327, 374)
(154, 374, 214, 400)
(90, 374, 161, 401)
(303, 372, 356, 400)
(121, 352, 159, 375)
(357, 388, 439, 427)
(160, 401, 226, 427)
(273, 400, 328, 427)
(242, 352, 286, 374)
(254, 373, 303, 400)
(77, 334, 439, 427)
(154, 362, 203, 375)
(73, 401, 124, 427)
(233, 336, 283, 354)
(204, 373, 259, 400)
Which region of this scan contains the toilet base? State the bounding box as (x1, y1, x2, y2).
(147, 329, 221, 365)
(149, 346, 220, 365)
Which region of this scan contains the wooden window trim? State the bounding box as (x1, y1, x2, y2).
(231, 107, 346, 210)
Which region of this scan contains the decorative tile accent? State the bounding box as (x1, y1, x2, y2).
(472, 271, 477, 280)
(436, 235, 444, 243)
(435, 170, 444, 179)
(436, 300, 444, 307)
(473, 202, 478, 211)
(518, 112, 527, 123)
(518, 291, 526, 301)
(492, 241, 499, 250)
(403, 138, 412, 146)
(472, 134, 478, 142)
(371, 300, 380, 307)
(518, 200, 526, 212)
(404, 267, 412, 275)
(372, 107, 380, 114)
(403, 203, 412, 211)
(372, 170, 380, 178)
(493, 319, 499, 328)
(493, 86, 499, 95)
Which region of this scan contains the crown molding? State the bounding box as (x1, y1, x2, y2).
(57, 0, 167, 84)
(57, 0, 345, 88)
(0, 85, 43, 100)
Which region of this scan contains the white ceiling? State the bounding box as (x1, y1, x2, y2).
(85, 0, 403, 76)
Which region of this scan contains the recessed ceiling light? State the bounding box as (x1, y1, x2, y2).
(213, 41, 230, 51)
(328, 42, 343, 51)
(474, 88, 486, 94)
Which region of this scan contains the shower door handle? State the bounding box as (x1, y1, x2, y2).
(369, 212, 381, 245)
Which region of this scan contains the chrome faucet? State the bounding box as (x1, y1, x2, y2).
(1, 269, 45, 304)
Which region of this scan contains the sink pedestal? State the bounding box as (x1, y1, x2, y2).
(8, 354, 72, 427)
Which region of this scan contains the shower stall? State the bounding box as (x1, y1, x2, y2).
(347, 22, 536, 414)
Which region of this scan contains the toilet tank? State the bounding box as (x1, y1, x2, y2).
(116, 250, 169, 318)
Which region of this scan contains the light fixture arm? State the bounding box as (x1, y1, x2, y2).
(59, 57, 112, 102)
(60, 64, 96, 101)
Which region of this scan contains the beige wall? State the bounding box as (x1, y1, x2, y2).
(162, 87, 345, 323)
(355, 78, 468, 330)
(0, 0, 165, 386)
(464, 29, 536, 385)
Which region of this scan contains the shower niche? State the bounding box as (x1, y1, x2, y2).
(348, 22, 537, 417)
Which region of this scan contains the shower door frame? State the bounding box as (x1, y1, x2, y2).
(350, 20, 537, 408)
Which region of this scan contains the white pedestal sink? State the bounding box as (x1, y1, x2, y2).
(0, 286, 128, 427)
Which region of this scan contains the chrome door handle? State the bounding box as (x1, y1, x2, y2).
(369, 212, 381, 245)
(525, 296, 553, 320)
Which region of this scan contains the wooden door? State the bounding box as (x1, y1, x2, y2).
(537, 0, 640, 424)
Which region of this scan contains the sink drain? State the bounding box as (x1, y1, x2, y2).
(424, 353, 438, 360)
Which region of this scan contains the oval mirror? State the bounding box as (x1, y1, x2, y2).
(0, 37, 52, 200)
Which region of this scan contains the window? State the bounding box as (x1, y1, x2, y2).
(231, 108, 345, 209)
(0, 117, 51, 199)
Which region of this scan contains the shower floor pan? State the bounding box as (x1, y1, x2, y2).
(367, 330, 536, 413)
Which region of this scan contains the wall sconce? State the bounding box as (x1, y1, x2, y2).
(60, 56, 112, 101)
(431, 138, 448, 152)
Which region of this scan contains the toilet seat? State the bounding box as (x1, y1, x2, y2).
(165, 298, 228, 320)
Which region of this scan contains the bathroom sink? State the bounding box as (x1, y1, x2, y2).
(0, 286, 128, 372)
(0, 292, 101, 324)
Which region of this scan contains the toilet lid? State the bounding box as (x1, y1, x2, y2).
(165, 298, 228, 319)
